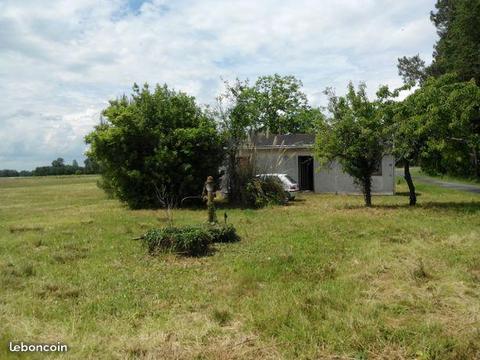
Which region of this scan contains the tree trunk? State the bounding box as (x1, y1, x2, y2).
(363, 176, 372, 207)
(404, 161, 417, 206)
(227, 147, 241, 204)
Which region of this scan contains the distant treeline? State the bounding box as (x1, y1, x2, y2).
(0, 158, 100, 177)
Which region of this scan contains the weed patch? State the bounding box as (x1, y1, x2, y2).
(142, 224, 239, 256)
(412, 258, 430, 282)
(212, 308, 233, 326)
(37, 284, 81, 299)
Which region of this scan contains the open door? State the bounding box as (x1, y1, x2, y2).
(298, 156, 314, 191)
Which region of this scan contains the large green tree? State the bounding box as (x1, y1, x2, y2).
(85, 83, 224, 209)
(251, 74, 318, 133)
(219, 74, 321, 135)
(316, 83, 387, 207)
(389, 74, 480, 206)
(398, 0, 480, 85)
(397, 1, 480, 180)
(407, 74, 480, 179)
(216, 75, 323, 203)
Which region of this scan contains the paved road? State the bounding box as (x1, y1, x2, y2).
(396, 169, 480, 194)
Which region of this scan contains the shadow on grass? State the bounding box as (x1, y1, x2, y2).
(394, 191, 422, 197)
(344, 201, 480, 213)
(185, 200, 295, 211)
(147, 246, 218, 258)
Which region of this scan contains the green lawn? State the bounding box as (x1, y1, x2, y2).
(1, 176, 479, 359)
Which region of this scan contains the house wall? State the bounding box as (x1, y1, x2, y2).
(246, 148, 395, 194)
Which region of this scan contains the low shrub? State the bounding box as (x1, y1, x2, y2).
(143, 226, 212, 256)
(241, 177, 288, 208)
(208, 224, 239, 243)
(142, 224, 239, 256)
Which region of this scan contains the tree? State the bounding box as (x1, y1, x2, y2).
(398, 0, 480, 85)
(215, 79, 258, 204)
(406, 74, 480, 179)
(51, 158, 65, 167)
(251, 74, 315, 133)
(85, 83, 224, 209)
(218, 74, 319, 135)
(429, 0, 480, 83)
(381, 85, 426, 206)
(396, 1, 480, 181)
(388, 74, 480, 206)
(0, 169, 19, 177)
(316, 83, 387, 207)
(83, 157, 100, 174)
(72, 159, 79, 168)
(397, 54, 427, 85)
(215, 75, 324, 203)
(374, 83, 423, 206)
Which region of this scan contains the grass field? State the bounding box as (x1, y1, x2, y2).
(1, 175, 479, 359)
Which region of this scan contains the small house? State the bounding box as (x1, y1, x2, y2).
(239, 134, 395, 194)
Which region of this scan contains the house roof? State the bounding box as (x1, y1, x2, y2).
(249, 133, 315, 149)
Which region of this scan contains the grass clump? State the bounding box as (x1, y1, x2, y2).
(211, 308, 232, 326)
(143, 224, 240, 256)
(143, 226, 212, 256)
(208, 224, 240, 243)
(412, 258, 430, 281)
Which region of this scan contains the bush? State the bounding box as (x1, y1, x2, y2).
(85, 83, 224, 209)
(208, 224, 239, 243)
(241, 177, 288, 208)
(143, 226, 212, 256)
(142, 224, 239, 256)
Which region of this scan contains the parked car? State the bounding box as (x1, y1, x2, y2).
(256, 173, 300, 200)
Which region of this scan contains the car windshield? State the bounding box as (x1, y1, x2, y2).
(283, 175, 297, 184)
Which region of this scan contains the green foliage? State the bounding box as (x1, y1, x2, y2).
(208, 224, 240, 243)
(393, 74, 480, 178)
(252, 74, 320, 134)
(33, 158, 90, 176)
(216, 75, 323, 204)
(85, 83, 224, 209)
(217, 74, 323, 137)
(51, 158, 65, 167)
(83, 157, 100, 174)
(316, 83, 387, 206)
(216, 79, 258, 204)
(397, 54, 427, 85)
(242, 177, 288, 208)
(0, 156, 101, 177)
(143, 224, 239, 255)
(0, 169, 29, 177)
(398, 0, 480, 84)
(143, 226, 212, 256)
(430, 0, 480, 83)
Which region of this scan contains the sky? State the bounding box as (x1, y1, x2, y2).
(0, 0, 438, 170)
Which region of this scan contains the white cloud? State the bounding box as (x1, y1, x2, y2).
(0, 0, 438, 170)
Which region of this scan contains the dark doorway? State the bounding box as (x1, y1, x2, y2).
(298, 156, 314, 191)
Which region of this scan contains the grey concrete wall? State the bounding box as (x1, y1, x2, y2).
(248, 148, 395, 194)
